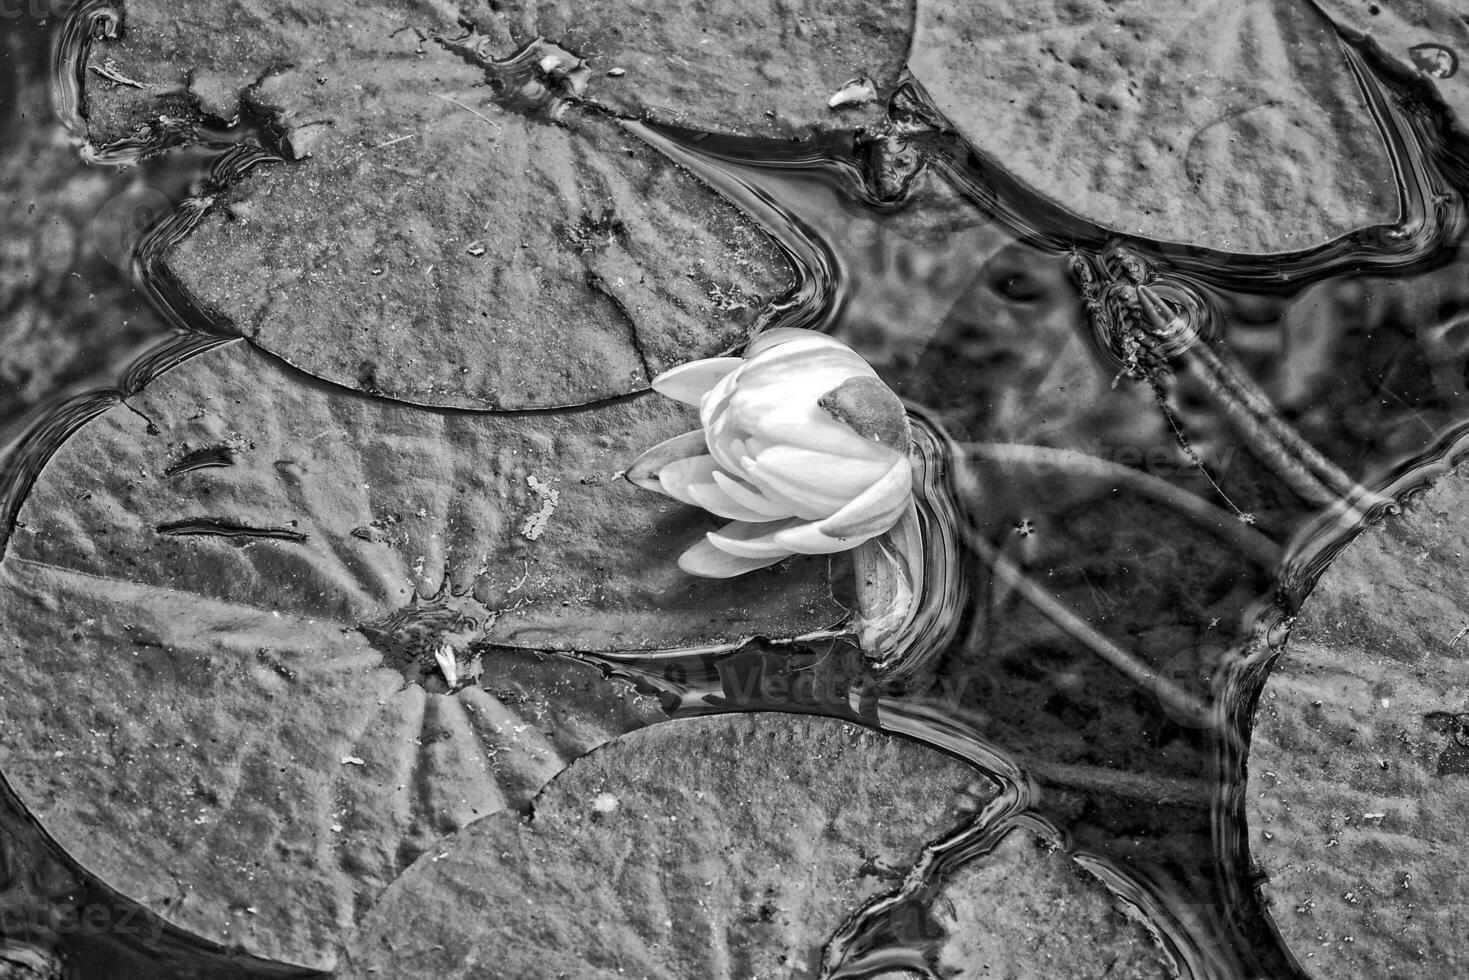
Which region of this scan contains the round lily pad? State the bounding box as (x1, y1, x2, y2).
(0, 340, 844, 969)
(1249, 464, 1469, 976)
(0, 552, 661, 971)
(909, 0, 1397, 252)
(929, 830, 1175, 979)
(82, 0, 791, 409)
(337, 713, 993, 980)
(494, 0, 916, 137)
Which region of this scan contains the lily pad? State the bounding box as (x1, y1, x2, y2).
(336, 713, 993, 980)
(1249, 464, 1469, 976)
(82, 0, 791, 409)
(1314, 0, 1469, 123)
(929, 830, 1175, 979)
(909, 0, 1397, 251)
(0, 339, 844, 969)
(494, 0, 916, 137)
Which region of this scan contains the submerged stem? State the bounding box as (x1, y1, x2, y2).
(1183, 342, 1394, 514)
(963, 442, 1281, 568)
(966, 531, 1213, 729)
(1178, 351, 1340, 508)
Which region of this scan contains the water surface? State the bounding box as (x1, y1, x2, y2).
(6, 3, 1469, 978)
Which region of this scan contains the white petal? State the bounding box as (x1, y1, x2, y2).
(625, 431, 709, 493)
(740, 406, 893, 462)
(684, 481, 777, 523)
(818, 456, 912, 539)
(742, 334, 867, 377)
(711, 470, 793, 518)
(750, 334, 861, 367)
(703, 408, 746, 475)
(744, 327, 842, 357)
(735, 355, 868, 411)
(651, 357, 743, 406)
(773, 520, 877, 555)
(699, 369, 742, 431)
(706, 518, 803, 558)
(734, 455, 818, 517)
(754, 444, 895, 498)
(742, 457, 845, 519)
(678, 537, 792, 578)
(658, 455, 720, 506)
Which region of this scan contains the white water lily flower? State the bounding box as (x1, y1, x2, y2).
(627, 328, 914, 578)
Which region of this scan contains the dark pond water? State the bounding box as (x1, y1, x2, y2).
(4, 1, 1469, 978)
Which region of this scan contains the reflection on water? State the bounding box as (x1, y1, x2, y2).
(614, 24, 1469, 980)
(5, 2, 1469, 978)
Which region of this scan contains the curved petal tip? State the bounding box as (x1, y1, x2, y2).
(651, 357, 743, 407)
(677, 537, 792, 578)
(625, 430, 708, 493)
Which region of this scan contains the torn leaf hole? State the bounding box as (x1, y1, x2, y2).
(155, 518, 307, 542)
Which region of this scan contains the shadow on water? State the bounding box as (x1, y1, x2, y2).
(5, 0, 1469, 977)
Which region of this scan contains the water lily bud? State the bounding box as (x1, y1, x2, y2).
(627, 329, 914, 578)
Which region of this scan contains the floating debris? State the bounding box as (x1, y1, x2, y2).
(429, 92, 503, 132)
(282, 121, 330, 160)
(371, 133, 414, 149)
(521, 475, 560, 541)
(435, 35, 590, 124)
(88, 58, 145, 89)
(432, 643, 459, 689)
(827, 76, 877, 110)
(1409, 43, 1458, 79)
(359, 586, 493, 693)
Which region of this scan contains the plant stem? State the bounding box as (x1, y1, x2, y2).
(966, 531, 1214, 729)
(1181, 342, 1394, 515)
(963, 442, 1281, 568)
